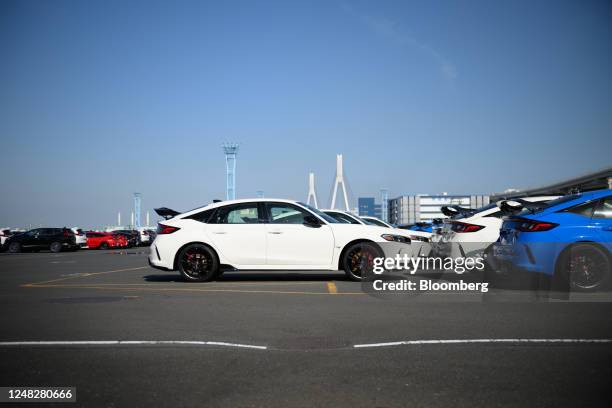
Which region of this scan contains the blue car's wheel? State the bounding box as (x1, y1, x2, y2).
(557, 244, 611, 292)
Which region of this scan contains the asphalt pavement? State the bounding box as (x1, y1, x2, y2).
(0, 249, 611, 407)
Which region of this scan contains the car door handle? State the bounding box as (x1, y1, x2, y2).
(268, 231, 283, 234)
(212, 231, 227, 234)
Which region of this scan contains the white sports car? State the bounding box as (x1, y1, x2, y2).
(434, 196, 560, 260)
(149, 199, 416, 282)
(322, 209, 432, 242)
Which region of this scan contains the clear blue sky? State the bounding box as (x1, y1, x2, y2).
(1, 0, 610, 228)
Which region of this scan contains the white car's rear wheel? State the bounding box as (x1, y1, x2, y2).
(178, 244, 219, 282)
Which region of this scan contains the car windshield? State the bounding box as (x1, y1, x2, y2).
(351, 214, 371, 224)
(363, 218, 389, 227)
(298, 203, 340, 223)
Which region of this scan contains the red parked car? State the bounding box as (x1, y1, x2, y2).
(86, 232, 128, 249)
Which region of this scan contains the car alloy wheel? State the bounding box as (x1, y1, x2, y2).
(567, 244, 610, 291)
(8, 242, 21, 253)
(50, 242, 62, 253)
(343, 242, 382, 281)
(178, 244, 218, 282)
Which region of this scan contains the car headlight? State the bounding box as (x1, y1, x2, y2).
(381, 234, 411, 243)
(410, 235, 430, 242)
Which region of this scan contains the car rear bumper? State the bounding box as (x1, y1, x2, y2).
(148, 244, 174, 270)
(435, 241, 488, 259)
(493, 243, 551, 275)
(148, 257, 172, 271)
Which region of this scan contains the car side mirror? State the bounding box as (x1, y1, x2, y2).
(303, 215, 322, 228)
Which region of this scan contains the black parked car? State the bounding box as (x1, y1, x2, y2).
(4, 228, 78, 253)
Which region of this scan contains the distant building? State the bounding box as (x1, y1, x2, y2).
(358, 197, 382, 219)
(388, 194, 490, 225)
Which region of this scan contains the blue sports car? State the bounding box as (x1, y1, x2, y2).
(398, 222, 434, 233)
(494, 189, 611, 291)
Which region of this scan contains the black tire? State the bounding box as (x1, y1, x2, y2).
(50, 242, 62, 253)
(555, 243, 611, 292)
(99, 242, 109, 250)
(342, 242, 383, 281)
(8, 242, 21, 253)
(177, 244, 219, 282)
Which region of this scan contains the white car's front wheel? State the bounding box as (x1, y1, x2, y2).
(342, 242, 383, 282)
(177, 244, 219, 282)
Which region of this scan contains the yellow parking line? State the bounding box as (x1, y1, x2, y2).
(327, 282, 338, 294)
(23, 283, 364, 296)
(24, 281, 326, 287)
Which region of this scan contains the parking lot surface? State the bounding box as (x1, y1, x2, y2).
(1, 250, 611, 407)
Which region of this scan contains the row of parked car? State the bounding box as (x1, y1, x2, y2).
(323, 189, 611, 291)
(419, 189, 611, 291)
(0, 227, 157, 253)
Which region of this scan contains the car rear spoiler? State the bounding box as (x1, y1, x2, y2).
(154, 207, 181, 220)
(497, 199, 548, 214)
(440, 205, 474, 217)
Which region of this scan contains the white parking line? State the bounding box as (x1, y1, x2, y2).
(0, 340, 267, 350)
(353, 338, 612, 348)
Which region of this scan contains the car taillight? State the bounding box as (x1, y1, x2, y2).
(517, 221, 558, 232)
(450, 222, 484, 233)
(63, 229, 72, 237)
(157, 224, 180, 234)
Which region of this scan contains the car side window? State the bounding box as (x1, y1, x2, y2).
(213, 204, 260, 224)
(186, 208, 215, 223)
(593, 197, 612, 219)
(267, 203, 309, 224)
(565, 201, 597, 217)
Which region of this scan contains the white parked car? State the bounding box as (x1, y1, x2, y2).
(1, 228, 13, 248)
(70, 227, 87, 248)
(435, 196, 560, 260)
(138, 229, 152, 245)
(150, 199, 416, 282)
(322, 209, 432, 242)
